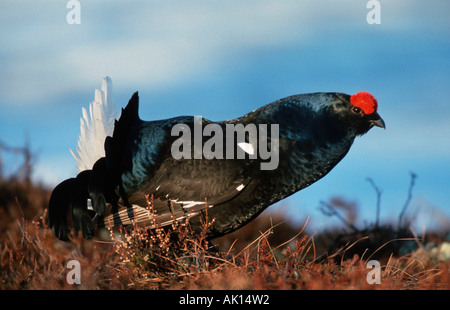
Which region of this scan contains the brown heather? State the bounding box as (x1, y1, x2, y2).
(0, 163, 449, 290)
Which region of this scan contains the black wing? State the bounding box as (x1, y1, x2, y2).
(95, 96, 259, 230)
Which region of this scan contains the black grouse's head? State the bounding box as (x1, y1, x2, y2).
(330, 91, 385, 136)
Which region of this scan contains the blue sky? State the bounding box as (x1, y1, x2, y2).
(1, 0, 449, 232)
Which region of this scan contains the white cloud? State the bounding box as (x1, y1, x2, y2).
(1, 0, 448, 106)
(0, 0, 375, 105)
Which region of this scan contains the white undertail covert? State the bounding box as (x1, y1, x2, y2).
(70, 77, 118, 171)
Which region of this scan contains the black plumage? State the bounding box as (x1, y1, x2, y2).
(48, 91, 385, 240)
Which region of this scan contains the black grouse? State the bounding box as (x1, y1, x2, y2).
(49, 85, 385, 241)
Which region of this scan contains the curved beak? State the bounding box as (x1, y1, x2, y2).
(369, 112, 386, 129)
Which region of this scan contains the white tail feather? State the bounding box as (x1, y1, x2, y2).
(70, 76, 118, 172)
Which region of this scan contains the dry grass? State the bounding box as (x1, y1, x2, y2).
(1, 201, 449, 290)
(0, 164, 449, 290)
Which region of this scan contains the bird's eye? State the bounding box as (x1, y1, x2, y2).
(352, 106, 363, 114)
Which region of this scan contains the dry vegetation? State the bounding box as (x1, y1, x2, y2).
(0, 144, 449, 290)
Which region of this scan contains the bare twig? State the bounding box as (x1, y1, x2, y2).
(318, 200, 358, 232)
(0, 137, 34, 183)
(398, 172, 417, 229)
(366, 178, 382, 228)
